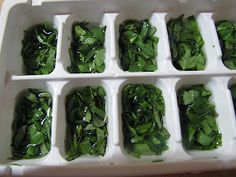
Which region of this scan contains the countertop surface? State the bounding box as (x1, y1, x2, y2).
(0, 0, 236, 176)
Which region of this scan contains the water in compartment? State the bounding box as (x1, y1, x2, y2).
(114, 11, 168, 73)
(165, 11, 221, 72)
(60, 11, 113, 75)
(211, 5, 236, 71)
(0, 4, 61, 76)
(0, 80, 55, 165)
(227, 77, 236, 136)
(55, 78, 115, 164)
(116, 77, 177, 162)
(175, 76, 235, 159)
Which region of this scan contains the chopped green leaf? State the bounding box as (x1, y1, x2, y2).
(230, 85, 236, 112)
(119, 20, 158, 72)
(12, 89, 52, 159)
(122, 84, 169, 158)
(31, 132, 44, 145)
(216, 20, 236, 69)
(21, 22, 57, 75)
(182, 90, 200, 105)
(84, 111, 92, 123)
(178, 85, 222, 150)
(167, 15, 206, 71)
(95, 48, 105, 67)
(68, 22, 106, 73)
(65, 86, 108, 161)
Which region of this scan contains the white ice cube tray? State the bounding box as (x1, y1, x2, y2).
(0, 0, 236, 176)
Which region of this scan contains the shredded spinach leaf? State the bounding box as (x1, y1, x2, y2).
(119, 20, 158, 72)
(68, 22, 106, 73)
(216, 20, 236, 69)
(167, 15, 206, 71)
(11, 89, 52, 159)
(21, 22, 57, 75)
(178, 85, 222, 150)
(122, 84, 169, 158)
(230, 85, 236, 112)
(65, 86, 108, 161)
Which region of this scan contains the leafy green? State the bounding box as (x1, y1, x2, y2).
(21, 22, 57, 75)
(11, 89, 52, 159)
(167, 15, 206, 71)
(119, 20, 158, 72)
(122, 84, 169, 158)
(216, 20, 236, 69)
(177, 85, 222, 150)
(230, 85, 236, 111)
(65, 86, 108, 161)
(68, 22, 106, 73)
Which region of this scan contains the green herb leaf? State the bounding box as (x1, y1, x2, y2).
(216, 20, 236, 69)
(11, 89, 52, 159)
(21, 22, 57, 75)
(31, 132, 44, 145)
(167, 15, 206, 71)
(182, 90, 200, 105)
(95, 48, 105, 67)
(119, 20, 158, 72)
(230, 85, 236, 112)
(178, 85, 222, 150)
(122, 84, 169, 158)
(68, 22, 106, 73)
(65, 86, 107, 161)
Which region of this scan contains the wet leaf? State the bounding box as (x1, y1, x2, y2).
(122, 84, 169, 158)
(21, 22, 57, 75)
(216, 21, 236, 69)
(119, 19, 158, 72)
(11, 89, 52, 159)
(65, 86, 107, 161)
(167, 15, 206, 70)
(178, 85, 222, 150)
(68, 22, 106, 73)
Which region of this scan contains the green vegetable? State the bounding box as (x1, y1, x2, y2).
(216, 21, 236, 69)
(21, 22, 57, 75)
(230, 85, 236, 111)
(65, 86, 108, 161)
(68, 22, 106, 73)
(177, 85, 222, 150)
(122, 84, 170, 158)
(119, 20, 158, 72)
(167, 15, 206, 71)
(11, 89, 52, 159)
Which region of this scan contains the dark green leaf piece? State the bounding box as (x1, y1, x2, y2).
(119, 19, 158, 72)
(216, 20, 236, 69)
(230, 85, 236, 112)
(11, 89, 52, 159)
(122, 84, 169, 158)
(68, 22, 106, 73)
(65, 86, 108, 161)
(177, 85, 222, 150)
(167, 15, 206, 71)
(21, 22, 57, 75)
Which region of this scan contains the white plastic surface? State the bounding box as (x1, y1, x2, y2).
(0, 0, 236, 176)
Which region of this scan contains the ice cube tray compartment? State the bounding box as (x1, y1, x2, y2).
(116, 78, 182, 162)
(0, 5, 63, 76)
(164, 12, 224, 73)
(114, 12, 168, 74)
(1, 0, 236, 176)
(60, 13, 115, 75)
(227, 77, 236, 137)
(175, 76, 236, 158)
(0, 80, 56, 165)
(55, 79, 116, 164)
